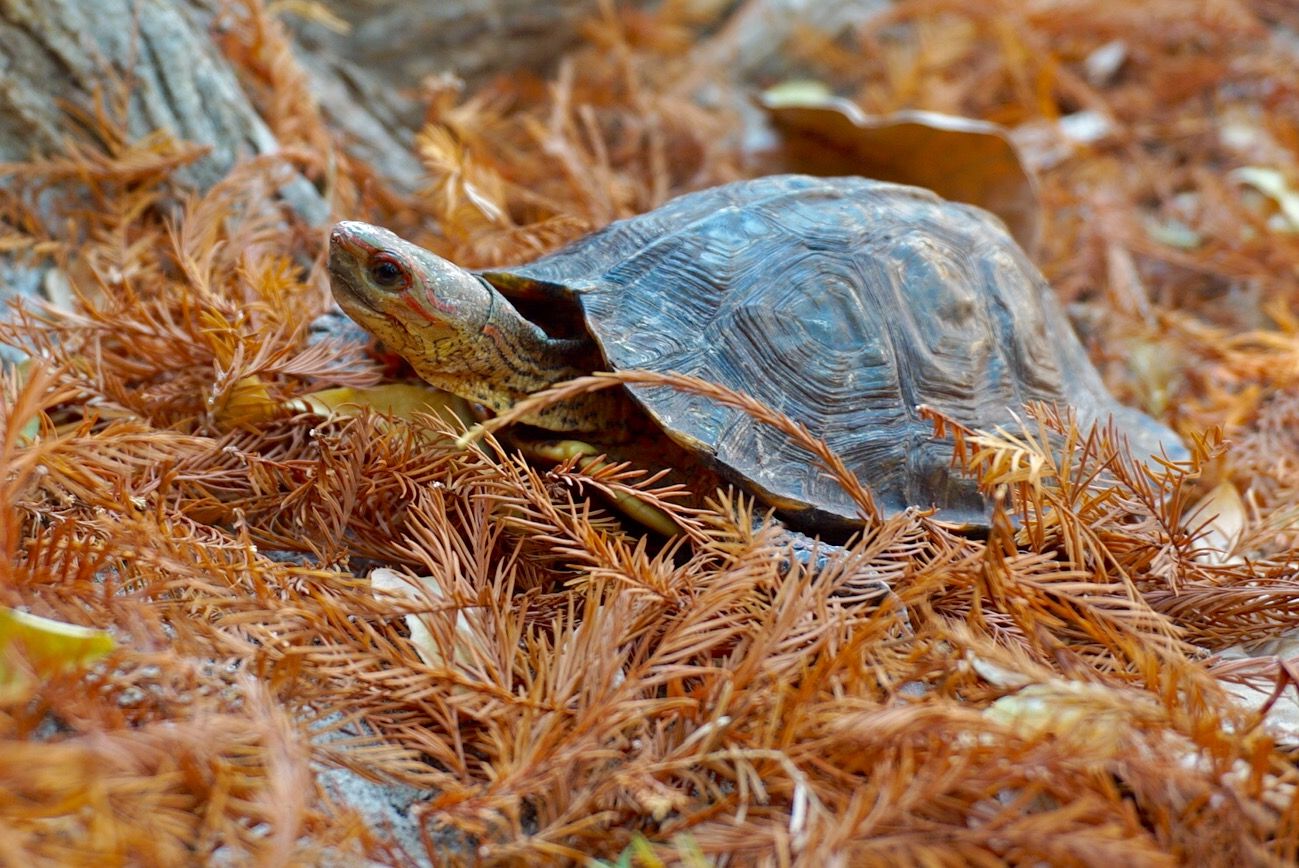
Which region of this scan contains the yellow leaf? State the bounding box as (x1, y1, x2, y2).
(0, 607, 115, 696)
(211, 374, 283, 430)
(985, 681, 1134, 758)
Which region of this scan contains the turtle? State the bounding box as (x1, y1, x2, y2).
(327, 174, 1185, 533)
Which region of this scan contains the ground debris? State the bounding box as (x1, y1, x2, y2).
(3, 1, 1299, 864)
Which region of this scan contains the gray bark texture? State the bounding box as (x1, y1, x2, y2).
(0, 0, 636, 207)
(0, 0, 285, 190)
(0, 0, 886, 206)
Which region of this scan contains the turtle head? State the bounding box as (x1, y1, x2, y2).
(328, 221, 493, 352)
(328, 221, 608, 428)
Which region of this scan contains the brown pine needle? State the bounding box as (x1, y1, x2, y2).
(4, 1, 1299, 864)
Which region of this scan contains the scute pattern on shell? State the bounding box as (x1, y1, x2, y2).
(503, 175, 1184, 528)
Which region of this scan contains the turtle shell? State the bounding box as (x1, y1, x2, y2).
(486, 175, 1185, 529)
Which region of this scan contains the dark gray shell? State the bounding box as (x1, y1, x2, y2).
(488, 175, 1185, 529)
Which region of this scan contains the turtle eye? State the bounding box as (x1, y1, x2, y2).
(368, 254, 408, 290)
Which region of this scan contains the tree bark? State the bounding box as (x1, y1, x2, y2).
(0, 0, 639, 205)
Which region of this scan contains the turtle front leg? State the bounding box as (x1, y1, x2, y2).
(521, 439, 684, 537)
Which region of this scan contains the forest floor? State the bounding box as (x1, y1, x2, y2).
(5, 1, 1299, 865)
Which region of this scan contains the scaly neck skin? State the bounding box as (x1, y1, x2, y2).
(328, 222, 631, 436)
(402, 278, 625, 435)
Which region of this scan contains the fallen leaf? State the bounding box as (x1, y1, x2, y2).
(1084, 40, 1127, 86)
(1212, 644, 1299, 747)
(1231, 167, 1299, 231)
(1221, 678, 1299, 747)
(267, 0, 351, 33)
(211, 375, 282, 430)
(759, 85, 1041, 255)
(1057, 110, 1114, 145)
(41, 266, 76, 312)
(1143, 215, 1203, 250)
(0, 607, 115, 699)
(1182, 480, 1246, 565)
(369, 567, 474, 669)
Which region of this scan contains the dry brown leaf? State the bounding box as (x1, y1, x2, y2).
(759, 85, 1042, 255)
(5, 1, 1299, 865)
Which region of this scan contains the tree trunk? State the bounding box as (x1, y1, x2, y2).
(0, 0, 639, 205)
